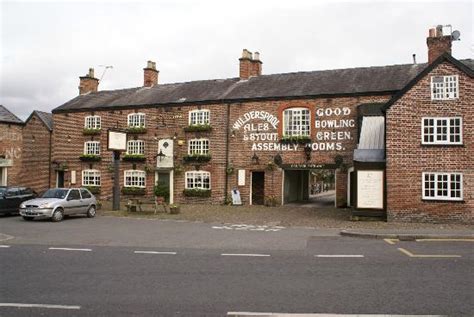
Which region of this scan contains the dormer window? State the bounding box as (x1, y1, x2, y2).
(283, 108, 310, 136)
(431, 75, 459, 100)
(84, 115, 101, 129)
(128, 113, 146, 127)
(189, 110, 210, 126)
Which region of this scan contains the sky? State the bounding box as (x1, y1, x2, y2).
(1, 0, 472, 120)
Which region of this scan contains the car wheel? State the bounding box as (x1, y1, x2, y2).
(51, 208, 64, 222)
(22, 216, 34, 221)
(86, 206, 96, 218)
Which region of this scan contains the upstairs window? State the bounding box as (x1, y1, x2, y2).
(84, 141, 100, 155)
(283, 108, 310, 136)
(127, 140, 145, 155)
(422, 117, 462, 145)
(189, 110, 210, 126)
(185, 171, 210, 189)
(423, 172, 462, 201)
(188, 139, 209, 155)
(84, 115, 101, 129)
(431, 75, 459, 100)
(82, 170, 101, 186)
(124, 170, 146, 188)
(127, 113, 146, 127)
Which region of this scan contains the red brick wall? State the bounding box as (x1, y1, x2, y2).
(20, 114, 52, 194)
(0, 123, 23, 186)
(386, 61, 473, 224)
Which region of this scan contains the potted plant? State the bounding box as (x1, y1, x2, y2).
(169, 204, 180, 214)
(154, 183, 170, 203)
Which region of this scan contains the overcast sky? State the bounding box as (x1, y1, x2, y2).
(1, 0, 472, 119)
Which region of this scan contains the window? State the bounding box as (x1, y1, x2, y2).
(84, 141, 100, 155)
(188, 139, 209, 155)
(127, 140, 145, 155)
(422, 117, 462, 144)
(67, 189, 81, 201)
(80, 189, 92, 199)
(127, 113, 146, 127)
(283, 108, 310, 136)
(84, 115, 101, 129)
(189, 110, 210, 126)
(82, 170, 101, 186)
(431, 75, 459, 100)
(422, 172, 463, 201)
(124, 170, 146, 188)
(185, 171, 210, 189)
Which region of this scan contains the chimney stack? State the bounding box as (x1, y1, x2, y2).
(427, 25, 452, 64)
(239, 49, 263, 80)
(143, 60, 159, 87)
(78, 68, 99, 95)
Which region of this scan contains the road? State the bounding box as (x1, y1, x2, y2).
(0, 215, 473, 316)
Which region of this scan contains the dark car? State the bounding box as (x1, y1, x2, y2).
(0, 186, 37, 215)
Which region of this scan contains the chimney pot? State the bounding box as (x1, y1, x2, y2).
(79, 67, 99, 95)
(143, 60, 159, 87)
(426, 25, 454, 63)
(253, 52, 260, 61)
(429, 28, 436, 37)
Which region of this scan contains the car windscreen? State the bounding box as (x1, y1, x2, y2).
(42, 189, 68, 199)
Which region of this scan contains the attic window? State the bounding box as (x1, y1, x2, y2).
(85, 115, 101, 129)
(431, 75, 459, 100)
(189, 110, 210, 126)
(127, 113, 146, 127)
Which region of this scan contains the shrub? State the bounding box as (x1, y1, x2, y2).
(83, 128, 101, 135)
(183, 124, 212, 132)
(183, 188, 211, 197)
(183, 154, 212, 163)
(121, 187, 146, 195)
(122, 154, 146, 162)
(126, 126, 147, 134)
(154, 184, 170, 201)
(84, 186, 101, 194)
(79, 154, 101, 162)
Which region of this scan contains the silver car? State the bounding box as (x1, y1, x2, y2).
(19, 188, 97, 222)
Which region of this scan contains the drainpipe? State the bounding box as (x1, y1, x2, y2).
(48, 130, 52, 188)
(224, 103, 230, 203)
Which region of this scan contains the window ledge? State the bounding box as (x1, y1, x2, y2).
(421, 143, 464, 147)
(422, 199, 464, 203)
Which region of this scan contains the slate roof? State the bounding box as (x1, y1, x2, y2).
(32, 111, 53, 131)
(0, 105, 23, 124)
(52, 58, 474, 113)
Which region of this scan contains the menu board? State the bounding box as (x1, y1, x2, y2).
(357, 170, 384, 209)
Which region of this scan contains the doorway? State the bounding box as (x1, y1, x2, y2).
(284, 170, 309, 203)
(156, 170, 173, 204)
(284, 169, 336, 207)
(251, 171, 265, 205)
(56, 171, 65, 188)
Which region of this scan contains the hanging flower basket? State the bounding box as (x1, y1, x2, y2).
(184, 124, 212, 132)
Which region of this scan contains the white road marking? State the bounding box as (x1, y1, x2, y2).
(315, 254, 364, 258)
(397, 247, 461, 258)
(134, 251, 177, 255)
(48, 247, 92, 252)
(212, 224, 284, 232)
(0, 233, 14, 242)
(227, 313, 444, 316)
(0, 303, 81, 310)
(221, 253, 271, 257)
(0, 245, 11, 248)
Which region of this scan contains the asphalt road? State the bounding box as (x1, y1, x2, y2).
(0, 215, 473, 316)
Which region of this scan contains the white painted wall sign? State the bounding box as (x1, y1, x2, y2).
(357, 170, 384, 209)
(238, 169, 246, 186)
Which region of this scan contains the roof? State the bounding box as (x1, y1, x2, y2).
(353, 149, 385, 163)
(53, 57, 473, 113)
(26, 110, 53, 131)
(358, 116, 385, 150)
(383, 54, 474, 112)
(0, 105, 23, 124)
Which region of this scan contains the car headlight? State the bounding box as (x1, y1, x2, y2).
(39, 203, 52, 208)
(20, 203, 26, 209)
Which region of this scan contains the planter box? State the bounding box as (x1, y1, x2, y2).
(83, 128, 101, 135)
(183, 188, 211, 197)
(122, 155, 146, 162)
(183, 155, 212, 163)
(126, 127, 147, 134)
(280, 136, 312, 144)
(122, 187, 146, 195)
(79, 155, 101, 162)
(183, 125, 212, 132)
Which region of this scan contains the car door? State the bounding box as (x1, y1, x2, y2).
(65, 189, 82, 215)
(5, 188, 20, 212)
(80, 189, 93, 213)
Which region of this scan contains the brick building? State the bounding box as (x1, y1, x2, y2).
(50, 27, 472, 223)
(0, 105, 53, 194)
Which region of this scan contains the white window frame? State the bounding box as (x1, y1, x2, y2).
(124, 170, 146, 188)
(422, 172, 463, 201)
(84, 115, 101, 129)
(84, 141, 100, 155)
(126, 140, 145, 155)
(283, 107, 310, 137)
(127, 113, 146, 127)
(189, 109, 210, 126)
(185, 171, 211, 190)
(421, 117, 462, 145)
(430, 75, 459, 100)
(188, 138, 210, 155)
(82, 170, 101, 186)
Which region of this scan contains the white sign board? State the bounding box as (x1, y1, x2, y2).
(108, 130, 127, 151)
(357, 170, 384, 209)
(231, 188, 242, 205)
(156, 139, 174, 168)
(238, 169, 246, 186)
(71, 171, 76, 184)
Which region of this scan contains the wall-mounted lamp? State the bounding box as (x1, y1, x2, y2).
(156, 149, 166, 162)
(251, 152, 259, 165)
